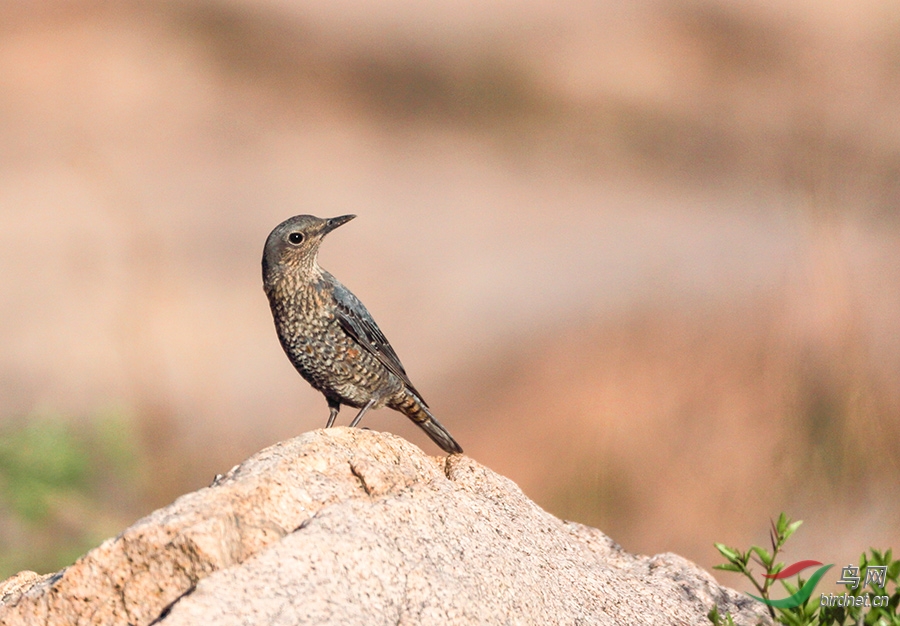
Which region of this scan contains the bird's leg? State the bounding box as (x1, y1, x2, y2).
(326, 398, 341, 428)
(349, 398, 377, 428)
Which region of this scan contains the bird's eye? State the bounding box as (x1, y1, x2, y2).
(288, 232, 304, 245)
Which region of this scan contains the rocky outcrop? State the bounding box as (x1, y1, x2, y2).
(0, 428, 768, 625)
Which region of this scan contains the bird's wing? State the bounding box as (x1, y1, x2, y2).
(331, 280, 426, 402)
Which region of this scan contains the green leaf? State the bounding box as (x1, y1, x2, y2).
(780, 578, 799, 595)
(714, 563, 743, 573)
(886, 559, 900, 581)
(707, 606, 737, 626)
(715, 543, 740, 562)
(751, 546, 773, 567)
(784, 520, 803, 540)
(773, 513, 785, 535)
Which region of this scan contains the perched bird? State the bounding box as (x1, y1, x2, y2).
(262, 214, 463, 454)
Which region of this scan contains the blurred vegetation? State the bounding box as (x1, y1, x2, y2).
(0, 412, 146, 578)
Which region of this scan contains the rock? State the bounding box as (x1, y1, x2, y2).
(0, 428, 769, 625)
(0, 572, 50, 606)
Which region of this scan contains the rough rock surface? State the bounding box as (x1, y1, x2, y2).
(0, 428, 769, 625)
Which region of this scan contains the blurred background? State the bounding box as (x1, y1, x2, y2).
(1, 0, 899, 593)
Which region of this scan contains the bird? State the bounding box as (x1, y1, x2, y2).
(262, 214, 463, 454)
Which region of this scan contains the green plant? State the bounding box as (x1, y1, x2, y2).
(817, 549, 900, 626)
(709, 513, 900, 626)
(0, 412, 145, 577)
(0, 419, 98, 522)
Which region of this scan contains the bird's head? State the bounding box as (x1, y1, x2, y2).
(262, 214, 355, 286)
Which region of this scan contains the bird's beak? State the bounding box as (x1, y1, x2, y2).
(322, 214, 356, 235)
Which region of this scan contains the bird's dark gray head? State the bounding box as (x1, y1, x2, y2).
(262, 214, 355, 286)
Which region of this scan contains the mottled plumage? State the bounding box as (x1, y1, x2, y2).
(262, 214, 462, 454)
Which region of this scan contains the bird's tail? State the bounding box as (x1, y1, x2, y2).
(392, 392, 463, 454)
